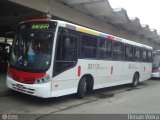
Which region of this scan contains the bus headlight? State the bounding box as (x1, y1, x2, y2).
(35, 74, 51, 84)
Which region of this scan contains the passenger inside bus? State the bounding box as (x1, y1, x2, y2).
(32, 35, 51, 69)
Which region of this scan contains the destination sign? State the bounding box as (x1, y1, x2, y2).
(19, 21, 57, 30)
(31, 24, 50, 29)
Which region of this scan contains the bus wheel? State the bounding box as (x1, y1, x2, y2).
(77, 77, 87, 99)
(131, 73, 139, 87)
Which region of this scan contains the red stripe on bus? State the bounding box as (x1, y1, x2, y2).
(78, 66, 81, 77)
(8, 66, 45, 84)
(107, 35, 116, 40)
(152, 67, 158, 73)
(23, 18, 51, 23)
(111, 66, 113, 75)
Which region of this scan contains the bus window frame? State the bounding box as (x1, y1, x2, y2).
(80, 33, 98, 59)
(125, 44, 134, 61)
(53, 27, 79, 77)
(134, 46, 141, 62)
(112, 40, 124, 61)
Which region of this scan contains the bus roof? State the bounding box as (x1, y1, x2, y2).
(55, 20, 152, 50)
(22, 19, 152, 50)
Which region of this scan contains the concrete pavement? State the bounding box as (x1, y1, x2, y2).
(55, 79, 160, 114)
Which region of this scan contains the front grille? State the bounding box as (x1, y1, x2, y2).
(8, 66, 45, 84)
(11, 74, 36, 84)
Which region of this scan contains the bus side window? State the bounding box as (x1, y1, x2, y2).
(54, 33, 78, 76)
(112, 41, 124, 60)
(125, 44, 133, 61)
(56, 34, 77, 61)
(147, 50, 152, 62)
(97, 37, 112, 60)
(106, 39, 112, 59)
(81, 34, 97, 59)
(134, 47, 141, 62)
(98, 37, 106, 59)
(142, 49, 147, 62)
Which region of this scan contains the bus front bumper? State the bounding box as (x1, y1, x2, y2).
(151, 72, 160, 78)
(6, 76, 51, 98)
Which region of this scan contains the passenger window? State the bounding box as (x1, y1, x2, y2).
(147, 50, 152, 62)
(81, 34, 97, 58)
(98, 38, 106, 59)
(134, 47, 141, 61)
(99, 38, 105, 48)
(54, 32, 78, 76)
(56, 34, 77, 61)
(112, 41, 124, 60)
(106, 39, 112, 59)
(142, 49, 147, 62)
(125, 45, 133, 61)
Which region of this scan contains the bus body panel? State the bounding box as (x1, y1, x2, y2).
(6, 19, 153, 98)
(50, 59, 152, 97)
(51, 65, 79, 97)
(140, 63, 152, 81)
(124, 62, 139, 81)
(152, 72, 160, 78)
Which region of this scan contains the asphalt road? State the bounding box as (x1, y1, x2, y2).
(0, 73, 160, 120)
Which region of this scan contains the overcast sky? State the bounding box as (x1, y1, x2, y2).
(109, 0, 160, 33)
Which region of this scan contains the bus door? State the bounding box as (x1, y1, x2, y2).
(52, 29, 78, 95)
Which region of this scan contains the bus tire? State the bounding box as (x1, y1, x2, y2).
(131, 73, 139, 87)
(76, 77, 87, 99)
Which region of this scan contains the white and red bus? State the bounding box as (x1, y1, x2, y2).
(152, 50, 160, 78)
(7, 18, 153, 98)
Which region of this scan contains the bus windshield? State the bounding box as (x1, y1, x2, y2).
(153, 52, 160, 68)
(10, 21, 57, 72)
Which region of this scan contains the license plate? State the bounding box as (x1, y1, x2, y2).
(16, 84, 23, 89)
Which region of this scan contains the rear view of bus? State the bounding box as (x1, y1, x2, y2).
(152, 50, 160, 78)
